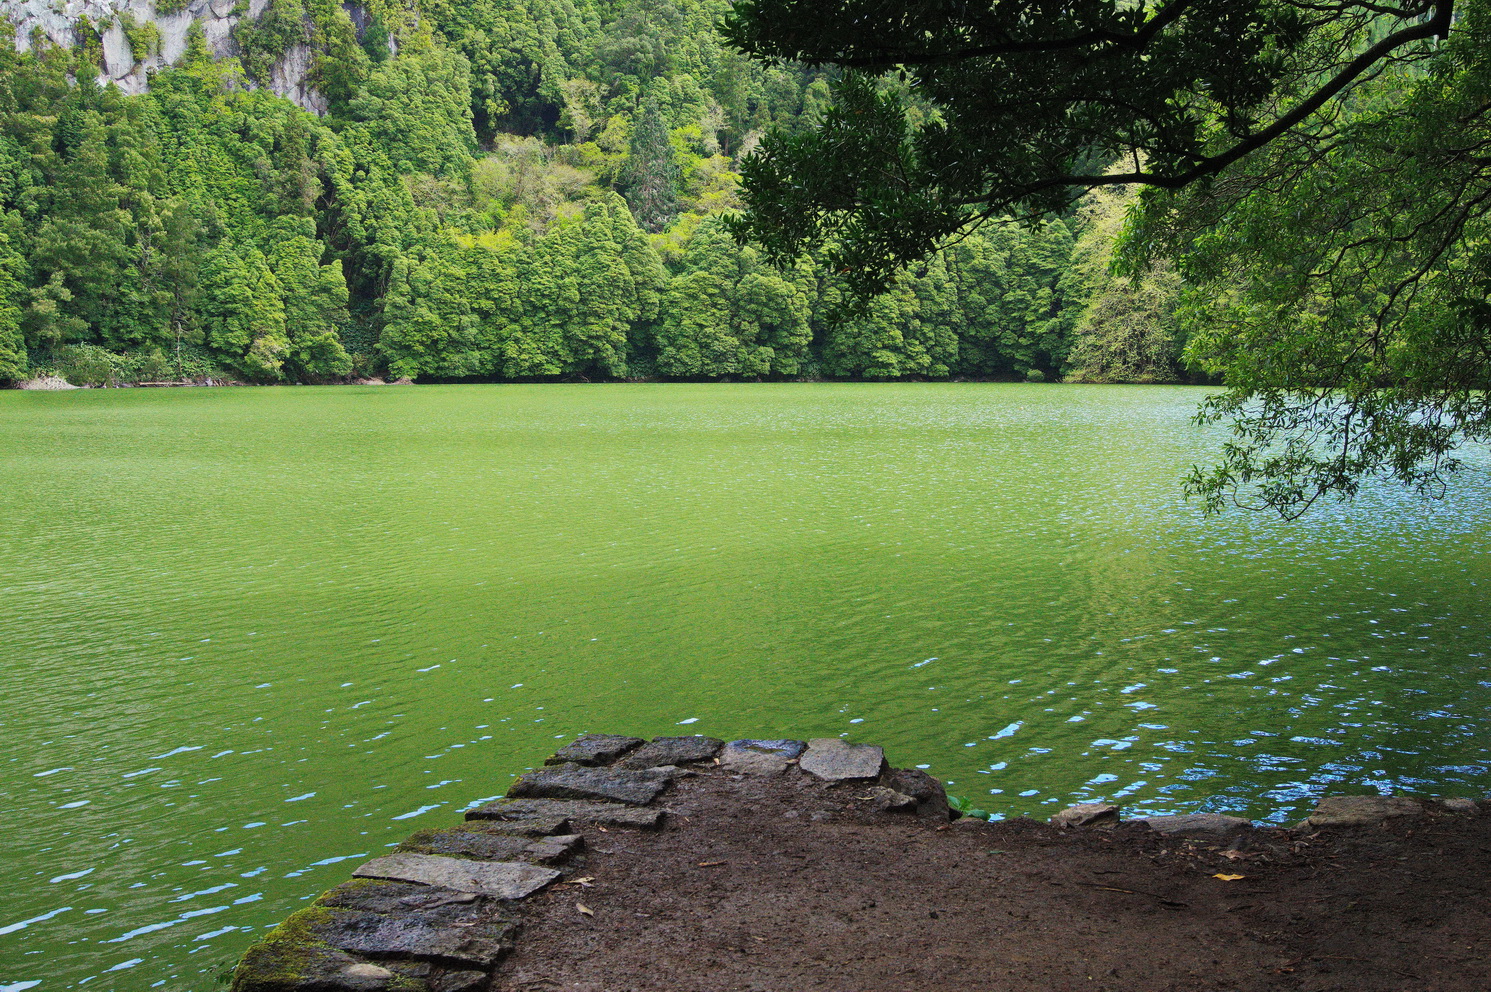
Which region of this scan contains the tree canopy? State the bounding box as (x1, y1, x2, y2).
(724, 0, 1490, 516)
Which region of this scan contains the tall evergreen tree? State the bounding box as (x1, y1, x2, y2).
(622, 100, 680, 232)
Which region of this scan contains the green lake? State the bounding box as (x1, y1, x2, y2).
(2, 383, 1488, 990)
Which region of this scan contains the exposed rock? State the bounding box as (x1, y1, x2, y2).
(800, 738, 887, 782)
(1137, 813, 1254, 838)
(0, 0, 359, 113)
(508, 762, 669, 806)
(719, 739, 806, 776)
(353, 853, 560, 900)
(199, 12, 235, 56)
(618, 735, 725, 769)
(308, 906, 516, 970)
(269, 41, 327, 115)
(882, 767, 953, 822)
(1300, 795, 1429, 829)
(1441, 797, 1480, 815)
(465, 798, 665, 830)
(100, 21, 133, 79)
(15, 375, 79, 390)
(1050, 803, 1121, 829)
(398, 827, 581, 864)
(544, 733, 646, 767)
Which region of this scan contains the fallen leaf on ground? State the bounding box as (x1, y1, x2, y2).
(567, 876, 594, 888)
(576, 903, 594, 916)
(1213, 873, 1245, 881)
(698, 861, 727, 867)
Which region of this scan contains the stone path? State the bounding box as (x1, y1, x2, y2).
(228, 734, 1483, 992)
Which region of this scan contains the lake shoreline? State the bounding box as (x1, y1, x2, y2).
(229, 734, 1490, 992)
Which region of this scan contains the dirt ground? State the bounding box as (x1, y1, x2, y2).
(490, 767, 1490, 992)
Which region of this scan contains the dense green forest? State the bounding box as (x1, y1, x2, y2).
(0, 0, 1191, 386)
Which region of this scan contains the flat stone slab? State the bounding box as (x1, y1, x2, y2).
(727, 739, 807, 759)
(353, 853, 559, 900)
(466, 798, 665, 830)
(544, 733, 645, 767)
(399, 827, 582, 864)
(508, 763, 670, 806)
(310, 906, 517, 969)
(1051, 803, 1121, 829)
(800, 738, 887, 782)
(618, 736, 725, 769)
(1138, 813, 1254, 837)
(320, 880, 479, 916)
(450, 815, 572, 837)
(1301, 795, 1428, 829)
(719, 739, 807, 776)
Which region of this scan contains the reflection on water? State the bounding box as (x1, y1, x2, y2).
(1, 383, 1487, 988)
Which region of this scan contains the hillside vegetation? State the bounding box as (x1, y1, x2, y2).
(0, 0, 1190, 385)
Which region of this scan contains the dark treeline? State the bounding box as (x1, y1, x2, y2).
(0, 0, 1193, 386)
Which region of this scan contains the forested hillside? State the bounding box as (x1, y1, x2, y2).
(0, 0, 1190, 385)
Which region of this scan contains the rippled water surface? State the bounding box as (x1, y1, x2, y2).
(1, 383, 1488, 989)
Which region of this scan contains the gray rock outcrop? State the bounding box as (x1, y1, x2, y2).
(0, 0, 359, 113)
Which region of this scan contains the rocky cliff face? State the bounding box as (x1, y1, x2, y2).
(0, 0, 345, 114)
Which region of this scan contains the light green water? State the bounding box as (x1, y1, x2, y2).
(1, 383, 1488, 990)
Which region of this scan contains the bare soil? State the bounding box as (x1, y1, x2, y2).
(491, 767, 1490, 992)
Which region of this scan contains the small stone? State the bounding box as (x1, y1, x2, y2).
(1137, 813, 1254, 838)
(618, 736, 725, 769)
(1441, 797, 1480, 815)
(353, 853, 560, 900)
(398, 827, 581, 864)
(508, 763, 670, 805)
(344, 964, 396, 979)
(466, 798, 665, 830)
(860, 786, 917, 813)
(1050, 803, 1121, 829)
(800, 739, 887, 782)
(883, 767, 953, 822)
(544, 733, 645, 767)
(1301, 795, 1427, 829)
(719, 739, 806, 776)
(949, 817, 993, 832)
